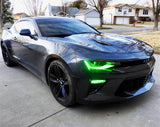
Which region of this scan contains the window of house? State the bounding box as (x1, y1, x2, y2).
(118, 7, 122, 12)
(143, 9, 148, 15)
(129, 8, 132, 12)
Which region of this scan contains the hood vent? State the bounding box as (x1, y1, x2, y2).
(93, 39, 111, 46)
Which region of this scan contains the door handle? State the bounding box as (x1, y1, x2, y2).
(14, 37, 17, 41)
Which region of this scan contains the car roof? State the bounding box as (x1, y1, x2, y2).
(19, 16, 76, 21)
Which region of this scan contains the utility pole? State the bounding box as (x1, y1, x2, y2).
(0, 0, 3, 32)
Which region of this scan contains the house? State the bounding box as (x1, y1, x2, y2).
(75, 9, 100, 26)
(45, 4, 80, 17)
(45, 4, 100, 26)
(13, 13, 29, 21)
(103, 4, 153, 24)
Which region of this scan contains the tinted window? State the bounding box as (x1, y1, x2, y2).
(36, 18, 99, 37)
(14, 21, 37, 35)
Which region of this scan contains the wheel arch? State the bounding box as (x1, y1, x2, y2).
(45, 54, 73, 85)
(1, 40, 9, 53)
(1, 39, 4, 47)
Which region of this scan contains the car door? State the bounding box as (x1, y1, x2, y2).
(11, 20, 43, 75)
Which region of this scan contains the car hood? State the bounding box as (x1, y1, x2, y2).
(47, 33, 152, 54)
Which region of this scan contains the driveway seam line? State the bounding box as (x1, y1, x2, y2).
(27, 108, 66, 127)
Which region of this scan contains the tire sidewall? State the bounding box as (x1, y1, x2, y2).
(48, 60, 75, 106)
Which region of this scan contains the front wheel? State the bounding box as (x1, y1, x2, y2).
(48, 60, 75, 106)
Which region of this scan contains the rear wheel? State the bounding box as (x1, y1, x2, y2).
(1, 44, 15, 67)
(48, 60, 75, 106)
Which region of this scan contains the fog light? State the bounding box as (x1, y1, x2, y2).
(90, 80, 106, 84)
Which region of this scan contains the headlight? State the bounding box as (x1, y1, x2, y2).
(84, 60, 115, 72)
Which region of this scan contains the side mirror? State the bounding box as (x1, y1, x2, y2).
(20, 29, 37, 40)
(20, 29, 31, 36)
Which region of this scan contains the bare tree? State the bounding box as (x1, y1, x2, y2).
(144, 0, 152, 7)
(86, 0, 111, 27)
(0, 0, 3, 30)
(58, 0, 70, 16)
(69, 0, 87, 9)
(152, 0, 159, 30)
(24, 0, 47, 16)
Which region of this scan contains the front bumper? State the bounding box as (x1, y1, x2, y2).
(82, 75, 154, 103)
(75, 57, 155, 103)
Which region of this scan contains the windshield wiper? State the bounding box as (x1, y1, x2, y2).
(46, 34, 72, 37)
(73, 32, 100, 35)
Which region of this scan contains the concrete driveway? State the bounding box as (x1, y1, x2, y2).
(99, 25, 157, 34)
(0, 35, 160, 127)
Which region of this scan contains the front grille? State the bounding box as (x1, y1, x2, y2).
(119, 59, 150, 67)
(116, 56, 154, 68)
(115, 75, 149, 97)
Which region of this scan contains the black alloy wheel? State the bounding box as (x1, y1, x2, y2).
(1, 44, 15, 67)
(48, 60, 75, 106)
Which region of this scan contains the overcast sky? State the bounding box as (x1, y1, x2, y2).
(110, 0, 150, 5)
(11, 0, 151, 14)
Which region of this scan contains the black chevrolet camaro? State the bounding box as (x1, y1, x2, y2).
(1, 17, 155, 106)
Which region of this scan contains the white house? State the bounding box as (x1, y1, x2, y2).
(75, 9, 100, 26)
(103, 4, 153, 24)
(45, 4, 100, 26)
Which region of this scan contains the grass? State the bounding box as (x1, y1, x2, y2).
(121, 30, 160, 35)
(104, 24, 144, 28)
(131, 33, 160, 54)
(136, 21, 160, 25)
(92, 26, 112, 30)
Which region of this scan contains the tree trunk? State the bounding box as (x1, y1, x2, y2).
(100, 13, 103, 28)
(0, 0, 3, 32)
(153, 13, 159, 30)
(152, 0, 159, 30)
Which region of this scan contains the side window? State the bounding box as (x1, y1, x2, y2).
(9, 25, 16, 33)
(143, 9, 148, 15)
(129, 8, 132, 12)
(118, 7, 122, 12)
(15, 21, 37, 36)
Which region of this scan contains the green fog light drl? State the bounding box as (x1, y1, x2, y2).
(90, 80, 106, 84)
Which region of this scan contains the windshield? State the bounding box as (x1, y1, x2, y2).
(36, 18, 99, 37)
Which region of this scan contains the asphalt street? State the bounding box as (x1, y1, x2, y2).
(0, 28, 160, 127)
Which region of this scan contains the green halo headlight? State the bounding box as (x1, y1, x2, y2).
(84, 60, 115, 71)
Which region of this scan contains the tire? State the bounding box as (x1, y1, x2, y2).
(48, 60, 75, 106)
(1, 44, 15, 67)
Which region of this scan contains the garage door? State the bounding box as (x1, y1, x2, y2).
(116, 17, 129, 24)
(86, 18, 100, 26)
